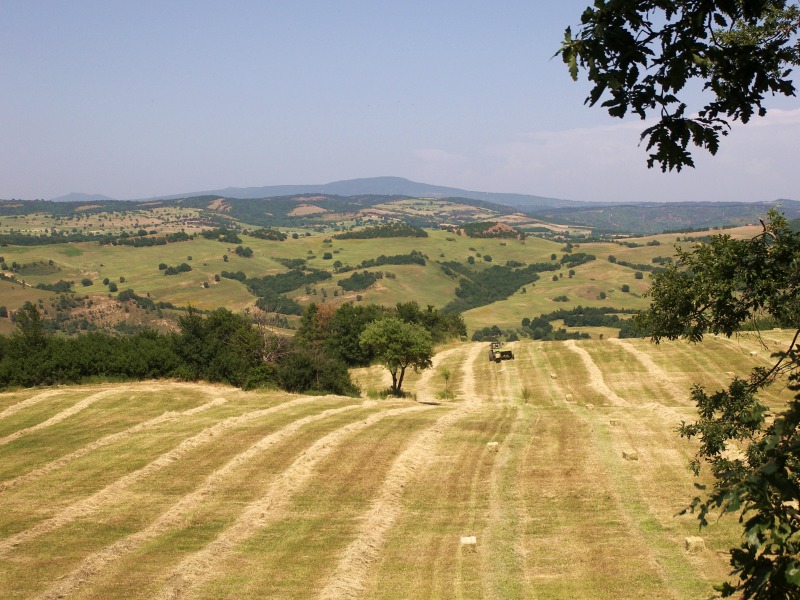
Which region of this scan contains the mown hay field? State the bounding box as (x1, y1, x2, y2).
(0, 333, 794, 599)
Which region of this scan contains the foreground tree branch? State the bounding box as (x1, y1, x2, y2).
(638, 209, 800, 597)
(560, 1, 800, 171)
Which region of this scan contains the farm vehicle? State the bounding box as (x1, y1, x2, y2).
(488, 341, 514, 363)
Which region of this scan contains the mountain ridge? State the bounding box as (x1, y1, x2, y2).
(50, 176, 578, 209)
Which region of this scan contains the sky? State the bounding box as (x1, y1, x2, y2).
(2, 1, 798, 203)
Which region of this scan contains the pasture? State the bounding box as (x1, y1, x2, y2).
(1, 333, 792, 599)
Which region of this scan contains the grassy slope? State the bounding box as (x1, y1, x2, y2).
(1, 336, 794, 598)
(0, 216, 765, 334)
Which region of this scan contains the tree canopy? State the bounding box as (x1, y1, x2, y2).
(560, 0, 800, 171)
(359, 317, 434, 396)
(638, 210, 800, 598)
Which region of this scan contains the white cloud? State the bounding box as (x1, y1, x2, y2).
(411, 109, 800, 203)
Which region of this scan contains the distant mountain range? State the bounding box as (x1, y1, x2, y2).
(50, 192, 115, 203)
(49, 176, 579, 210)
(28, 177, 799, 234)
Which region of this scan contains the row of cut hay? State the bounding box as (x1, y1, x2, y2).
(359, 383, 515, 599)
(49, 403, 434, 600)
(538, 340, 741, 597)
(0, 386, 371, 598)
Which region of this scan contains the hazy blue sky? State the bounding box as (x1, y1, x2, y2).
(2, 1, 798, 203)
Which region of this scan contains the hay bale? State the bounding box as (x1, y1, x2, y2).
(725, 371, 735, 377)
(460, 536, 477, 552)
(565, 394, 574, 403)
(685, 536, 705, 552)
(487, 442, 499, 452)
(622, 450, 639, 461)
(585, 403, 594, 410)
(550, 373, 558, 379)
(750, 350, 758, 357)
(609, 418, 621, 426)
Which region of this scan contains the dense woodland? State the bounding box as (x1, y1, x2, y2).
(0, 300, 465, 394)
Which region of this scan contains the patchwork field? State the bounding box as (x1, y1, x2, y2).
(0, 333, 793, 599)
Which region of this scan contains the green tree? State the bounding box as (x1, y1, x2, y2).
(637, 210, 800, 598)
(359, 317, 434, 396)
(561, 1, 800, 171)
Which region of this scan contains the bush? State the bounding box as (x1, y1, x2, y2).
(81, 278, 93, 287)
(635, 271, 644, 280)
(323, 252, 333, 260)
(621, 284, 630, 293)
(108, 282, 118, 293)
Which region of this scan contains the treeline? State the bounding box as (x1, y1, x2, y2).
(296, 300, 465, 369)
(0, 303, 352, 393)
(201, 227, 242, 243)
(163, 263, 192, 276)
(458, 221, 523, 239)
(471, 324, 589, 342)
(521, 306, 642, 340)
(608, 255, 664, 273)
(0, 300, 465, 394)
(336, 251, 426, 273)
(104, 231, 192, 247)
(0, 229, 192, 247)
(338, 271, 382, 292)
(559, 252, 596, 267)
(441, 261, 559, 313)
(333, 222, 428, 240)
(471, 306, 644, 343)
(117, 289, 176, 311)
(249, 228, 287, 241)
(246, 269, 332, 315)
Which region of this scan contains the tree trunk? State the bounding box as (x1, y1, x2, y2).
(396, 366, 406, 396)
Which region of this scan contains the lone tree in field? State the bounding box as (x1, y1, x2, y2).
(638, 210, 800, 598)
(560, 0, 799, 171)
(359, 317, 433, 396)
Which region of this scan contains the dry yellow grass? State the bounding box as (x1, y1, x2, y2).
(0, 337, 793, 598)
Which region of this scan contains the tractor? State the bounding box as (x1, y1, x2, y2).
(488, 341, 514, 363)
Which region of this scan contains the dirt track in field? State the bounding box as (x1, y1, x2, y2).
(317, 343, 485, 600)
(564, 340, 628, 406)
(0, 341, 747, 599)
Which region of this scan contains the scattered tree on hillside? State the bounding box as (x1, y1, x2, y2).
(359, 317, 434, 396)
(637, 210, 800, 598)
(561, 1, 799, 171)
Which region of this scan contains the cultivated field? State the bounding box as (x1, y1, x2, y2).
(1, 333, 794, 599)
